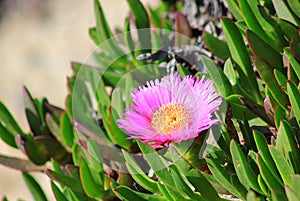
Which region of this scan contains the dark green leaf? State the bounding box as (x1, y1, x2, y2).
(257, 155, 285, 198)
(221, 18, 261, 103)
(127, 0, 151, 51)
(285, 48, 300, 80)
(170, 165, 205, 200)
(247, 29, 283, 72)
(46, 169, 84, 193)
(51, 181, 68, 201)
(268, 146, 293, 185)
(230, 140, 265, 194)
(202, 31, 230, 61)
(23, 172, 48, 201)
(253, 57, 289, 111)
(61, 113, 74, 148)
(287, 81, 300, 126)
(122, 149, 159, 193)
(200, 55, 233, 98)
(0, 101, 24, 136)
(114, 185, 167, 201)
(207, 157, 247, 200)
(253, 130, 282, 183)
(80, 157, 104, 198)
(0, 121, 17, 148)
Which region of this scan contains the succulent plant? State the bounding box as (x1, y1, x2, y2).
(0, 0, 300, 201)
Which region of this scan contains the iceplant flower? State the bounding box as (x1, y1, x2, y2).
(117, 73, 222, 147)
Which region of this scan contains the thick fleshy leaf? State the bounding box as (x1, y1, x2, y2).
(51, 181, 68, 201)
(230, 140, 265, 195)
(226, 95, 256, 120)
(277, 121, 300, 174)
(221, 18, 261, 103)
(0, 101, 24, 136)
(247, 29, 283, 72)
(138, 142, 173, 185)
(240, 97, 275, 127)
(23, 173, 48, 201)
(287, 0, 300, 17)
(60, 113, 74, 148)
(290, 175, 300, 200)
(0, 154, 45, 172)
(46, 169, 84, 193)
(275, 18, 299, 42)
(257, 155, 285, 199)
(253, 130, 282, 183)
(127, 0, 151, 51)
(23, 87, 43, 136)
(285, 186, 300, 201)
(202, 31, 230, 61)
(0, 122, 17, 148)
(287, 81, 300, 126)
(274, 69, 287, 92)
(272, 0, 299, 25)
(285, 48, 300, 80)
(169, 165, 204, 200)
(207, 157, 247, 200)
(122, 149, 159, 193)
(268, 146, 293, 186)
(80, 157, 104, 198)
(224, 0, 243, 20)
(253, 57, 289, 111)
(200, 55, 232, 98)
(113, 184, 167, 201)
(240, 0, 271, 47)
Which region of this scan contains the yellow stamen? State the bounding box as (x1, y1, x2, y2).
(151, 103, 191, 134)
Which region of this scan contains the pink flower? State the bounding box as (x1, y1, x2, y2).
(117, 73, 221, 147)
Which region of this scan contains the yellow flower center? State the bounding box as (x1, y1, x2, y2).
(151, 103, 191, 134)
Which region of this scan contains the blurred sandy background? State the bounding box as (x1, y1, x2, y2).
(0, 0, 157, 200)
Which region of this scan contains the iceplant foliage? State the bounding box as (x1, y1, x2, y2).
(117, 73, 222, 147)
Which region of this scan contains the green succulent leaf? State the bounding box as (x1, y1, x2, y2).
(23, 172, 48, 201)
(127, 0, 151, 52)
(290, 175, 300, 200)
(285, 186, 300, 201)
(221, 18, 261, 103)
(207, 157, 247, 200)
(287, 0, 300, 17)
(51, 181, 69, 201)
(230, 140, 265, 195)
(247, 29, 283, 72)
(224, 0, 243, 20)
(268, 146, 293, 185)
(287, 81, 300, 126)
(0, 154, 45, 172)
(200, 55, 233, 98)
(285, 47, 300, 80)
(253, 130, 282, 183)
(0, 101, 24, 137)
(272, 0, 299, 25)
(202, 31, 230, 61)
(0, 121, 17, 148)
(46, 169, 84, 193)
(113, 184, 167, 201)
(60, 113, 74, 148)
(122, 149, 159, 193)
(80, 156, 104, 198)
(252, 56, 289, 111)
(170, 165, 205, 200)
(277, 121, 300, 173)
(257, 155, 286, 199)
